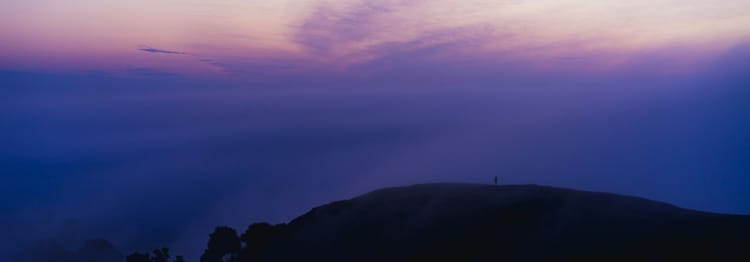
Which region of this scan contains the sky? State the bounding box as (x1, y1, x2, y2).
(2, 0, 749, 77)
(1, 0, 750, 260)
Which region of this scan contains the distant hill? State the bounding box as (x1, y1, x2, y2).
(16, 184, 750, 261)
(16, 238, 122, 262)
(243, 183, 750, 261)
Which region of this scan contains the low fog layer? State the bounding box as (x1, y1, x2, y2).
(1, 43, 749, 259)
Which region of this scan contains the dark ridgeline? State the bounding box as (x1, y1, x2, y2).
(193, 184, 750, 261)
(16, 183, 750, 261)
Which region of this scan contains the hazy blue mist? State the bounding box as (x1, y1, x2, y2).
(1, 43, 749, 259)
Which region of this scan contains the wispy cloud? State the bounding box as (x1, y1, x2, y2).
(293, 1, 425, 56)
(137, 45, 188, 55)
(289, 1, 511, 78)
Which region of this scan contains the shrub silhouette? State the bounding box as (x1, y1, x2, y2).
(125, 252, 151, 262)
(126, 248, 183, 262)
(200, 226, 241, 262)
(151, 248, 170, 262)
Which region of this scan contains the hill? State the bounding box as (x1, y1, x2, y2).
(242, 183, 750, 261)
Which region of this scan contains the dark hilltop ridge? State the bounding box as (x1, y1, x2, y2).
(234, 183, 750, 261)
(17, 183, 750, 262)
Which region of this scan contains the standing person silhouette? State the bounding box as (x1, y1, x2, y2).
(494, 176, 498, 185)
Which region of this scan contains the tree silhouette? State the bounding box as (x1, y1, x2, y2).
(200, 226, 241, 262)
(152, 248, 170, 262)
(126, 252, 151, 262)
(126, 248, 184, 262)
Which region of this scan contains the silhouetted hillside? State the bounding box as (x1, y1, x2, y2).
(238, 184, 750, 261)
(17, 184, 750, 261)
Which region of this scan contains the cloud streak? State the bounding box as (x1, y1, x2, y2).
(138, 46, 188, 55)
